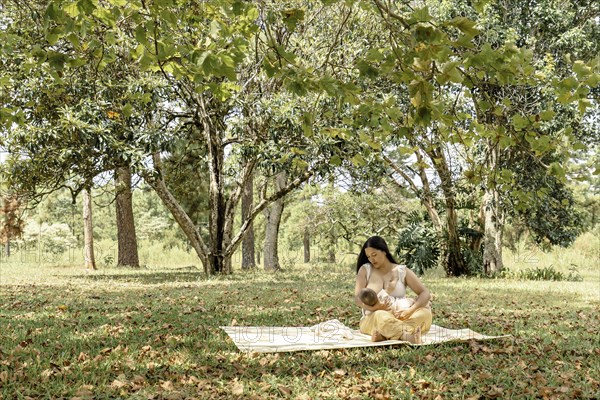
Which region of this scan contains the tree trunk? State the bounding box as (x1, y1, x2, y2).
(415, 152, 443, 233)
(482, 188, 504, 275)
(1, 196, 23, 259)
(82, 188, 97, 270)
(205, 119, 228, 275)
(303, 229, 310, 263)
(445, 202, 465, 276)
(483, 143, 505, 275)
(427, 144, 467, 276)
(146, 151, 312, 275)
(327, 235, 336, 263)
(263, 173, 286, 271)
(383, 153, 443, 232)
(1, 201, 6, 258)
(146, 154, 209, 273)
(241, 170, 255, 269)
(115, 166, 140, 268)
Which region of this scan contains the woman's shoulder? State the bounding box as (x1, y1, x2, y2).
(357, 263, 372, 278)
(394, 264, 408, 281)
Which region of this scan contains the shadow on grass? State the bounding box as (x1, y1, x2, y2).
(63, 266, 354, 286)
(2, 269, 599, 399)
(69, 270, 207, 284)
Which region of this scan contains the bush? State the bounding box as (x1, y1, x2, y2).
(17, 221, 77, 255)
(462, 246, 484, 276)
(501, 264, 583, 282)
(395, 216, 440, 275)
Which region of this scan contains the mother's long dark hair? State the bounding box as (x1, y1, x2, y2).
(356, 236, 398, 273)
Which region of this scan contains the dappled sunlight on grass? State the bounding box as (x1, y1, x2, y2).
(1, 254, 599, 399)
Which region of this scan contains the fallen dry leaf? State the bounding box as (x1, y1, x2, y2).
(231, 382, 244, 396)
(73, 387, 94, 399)
(486, 386, 504, 398)
(110, 379, 127, 390)
(333, 369, 346, 377)
(278, 384, 292, 395)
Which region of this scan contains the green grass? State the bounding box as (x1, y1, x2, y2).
(1, 246, 599, 399)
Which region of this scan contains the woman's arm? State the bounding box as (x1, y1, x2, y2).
(354, 266, 389, 312)
(394, 268, 431, 320)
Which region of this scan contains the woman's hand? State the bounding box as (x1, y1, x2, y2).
(394, 308, 414, 321)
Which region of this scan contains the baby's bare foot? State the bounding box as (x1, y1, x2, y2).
(371, 330, 386, 342)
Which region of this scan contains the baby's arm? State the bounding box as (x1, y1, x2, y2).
(377, 290, 396, 310)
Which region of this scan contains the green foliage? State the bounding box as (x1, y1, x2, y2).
(102, 253, 115, 268)
(501, 265, 583, 282)
(17, 221, 77, 255)
(281, 185, 415, 257)
(505, 154, 583, 248)
(2, 0, 598, 276)
(394, 211, 441, 275)
(460, 244, 484, 276)
(23, 183, 182, 252)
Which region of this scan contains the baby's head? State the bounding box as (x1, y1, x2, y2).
(359, 288, 379, 306)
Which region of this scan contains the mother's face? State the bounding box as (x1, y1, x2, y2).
(364, 247, 386, 268)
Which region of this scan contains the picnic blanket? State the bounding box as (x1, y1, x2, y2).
(220, 319, 510, 353)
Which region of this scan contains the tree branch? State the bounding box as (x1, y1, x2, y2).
(225, 170, 313, 255)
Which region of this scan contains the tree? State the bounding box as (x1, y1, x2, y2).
(134, 0, 364, 274)
(0, 193, 24, 258)
(445, 0, 600, 272)
(342, 0, 598, 276)
(241, 168, 256, 269)
(263, 172, 287, 271)
(0, 0, 301, 274)
(115, 166, 139, 267)
(282, 183, 414, 262)
(3, 0, 596, 278)
(82, 187, 96, 270)
(0, 0, 154, 270)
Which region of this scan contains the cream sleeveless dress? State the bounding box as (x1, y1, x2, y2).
(360, 263, 412, 317)
(358, 263, 433, 337)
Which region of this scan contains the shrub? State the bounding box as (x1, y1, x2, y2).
(395, 216, 441, 275)
(17, 221, 77, 255)
(501, 264, 583, 282)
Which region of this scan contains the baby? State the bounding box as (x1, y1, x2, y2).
(358, 287, 415, 315)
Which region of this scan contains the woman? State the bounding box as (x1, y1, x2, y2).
(355, 236, 432, 343)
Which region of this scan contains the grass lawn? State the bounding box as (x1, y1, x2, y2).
(0, 254, 599, 399)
